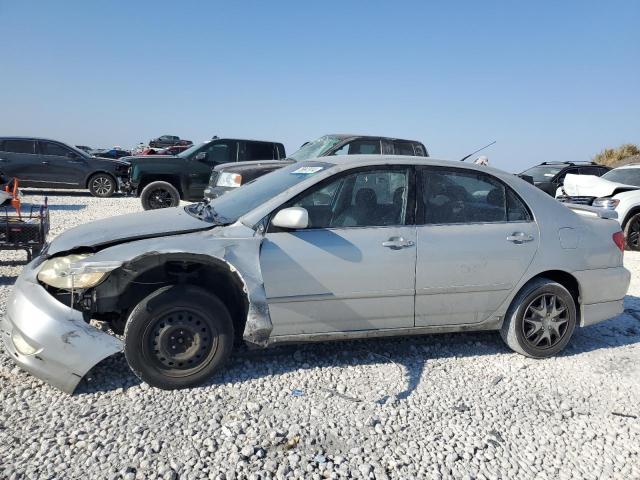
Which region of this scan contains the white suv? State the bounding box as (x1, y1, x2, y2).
(557, 164, 640, 249)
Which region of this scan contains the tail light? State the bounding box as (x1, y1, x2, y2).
(613, 231, 625, 252)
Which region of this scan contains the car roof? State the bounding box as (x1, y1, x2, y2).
(327, 134, 423, 143)
(0, 136, 71, 143)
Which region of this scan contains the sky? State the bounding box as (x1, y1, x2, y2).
(0, 1, 638, 173)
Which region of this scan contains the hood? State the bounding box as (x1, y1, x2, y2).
(89, 156, 130, 167)
(214, 159, 295, 172)
(123, 155, 178, 163)
(47, 206, 213, 256)
(561, 173, 639, 198)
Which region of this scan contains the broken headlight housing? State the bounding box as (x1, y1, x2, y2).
(37, 254, 120, 289)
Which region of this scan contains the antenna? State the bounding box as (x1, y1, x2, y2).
(459, 140, 496, 162)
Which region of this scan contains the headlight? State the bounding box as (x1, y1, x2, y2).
(592, 197, 620, 210)
(37, 254, 113, 289)
(216, 172, 242, 188)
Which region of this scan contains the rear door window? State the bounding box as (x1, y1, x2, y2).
(3, 139, 36, 154)
(245, 142, 276, 161)
(418, 167, 531, 224)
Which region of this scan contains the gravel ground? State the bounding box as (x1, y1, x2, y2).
(0, 190, 639, 480)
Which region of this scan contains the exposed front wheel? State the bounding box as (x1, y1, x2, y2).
(88, 173, 116, 197)
(140, 181, 180, 210)
(624, 213, 640, 251)
(124, 285, 234, 390)
(500, 278, 577, 358)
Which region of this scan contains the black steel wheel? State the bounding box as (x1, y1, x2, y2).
(141, 181, 180, 210)
(124, 285, 234, 389)
(624, 213, 640, 251)
(88, 173, 116, 197)
(501, 278, 577, 358)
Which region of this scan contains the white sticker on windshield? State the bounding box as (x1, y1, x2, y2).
(291, 166, 323, 175)
(544, 173, 555, 177)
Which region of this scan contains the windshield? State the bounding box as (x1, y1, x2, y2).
(288, 135, 343, 161)
(520, 165, 563, 182)
(187, 161, 334, 223)
(177, 142, 207, 158)
(602, 168, 640, 187)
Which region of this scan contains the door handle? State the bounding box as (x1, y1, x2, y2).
(382, 236, 415, 250)
(41, 160, 50, 165)
(507, 232, 534, 244)
(0, 158, 7, 162)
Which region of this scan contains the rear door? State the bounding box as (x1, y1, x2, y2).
(38, 140, 86, 186)
(0, 139, 41, 183)
(415, 166, 538, 326)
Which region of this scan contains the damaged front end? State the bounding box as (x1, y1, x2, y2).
(1, 223, 274, 393)
(0, 257, 122, 393)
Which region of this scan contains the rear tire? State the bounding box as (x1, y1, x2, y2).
(140, 181, 180, 210)
(500, 278, 577, 358)
(623, 213, 640, 251)
(124, 285, 234, 390)
(88, 173, 116, 197)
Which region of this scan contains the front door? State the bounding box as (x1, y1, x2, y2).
(185, 140, 237, 200)
(261, 165, 416, 336)
(415, 166, 539, 326)
(38, 140, 86, 186)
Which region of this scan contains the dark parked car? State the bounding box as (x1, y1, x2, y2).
(519, 161, 609, 196)
(204, 159, 295, 199)
(149, 135, 193, 149)
(202, 134, 429, 200)
(0, 137, 129, 197)
(123, 138, 286, 209)
(92, 148, 132, 159)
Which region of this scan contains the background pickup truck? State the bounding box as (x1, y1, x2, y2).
(148, 135, 193, 148)
(123, 138, 286, 209)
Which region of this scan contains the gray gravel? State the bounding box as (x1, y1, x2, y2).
(1, 190, 639, 479)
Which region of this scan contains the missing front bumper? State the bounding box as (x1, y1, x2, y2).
(0, 264, 122, 393)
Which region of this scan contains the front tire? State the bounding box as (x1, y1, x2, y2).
(124, 285, 234, 390)
(624, 213, 640, 251)
(140, 181, 180, 210)
(88, 173, 116, 197)
(500, 278, 577, 358)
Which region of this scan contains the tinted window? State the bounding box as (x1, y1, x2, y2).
(2, 140, 36, 154)
(393, 141, 414, 156)
(245, 142, 275, 161)
(204, 141, 236, 164)
(290, 167, 409, 228)
(41, 142, 71, 156)
(414, 144, 426, 156)
(419, 168, 529, 224)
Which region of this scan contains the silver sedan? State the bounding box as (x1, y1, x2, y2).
(1, 156, 631, 392)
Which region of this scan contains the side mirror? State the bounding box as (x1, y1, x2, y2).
(195, 152, 208, 162)
(272, 207, 309, 230)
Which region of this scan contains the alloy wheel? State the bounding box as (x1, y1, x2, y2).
(521, 293, 569, 350)
(148, 189, 174, 209)
(627, 219, 640, 249)
(92, 176, 113, 196)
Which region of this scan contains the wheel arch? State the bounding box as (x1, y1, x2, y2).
(621, 206, 640, 230)
(85, 170, 117, 188)
(94, 253, 249, 343)
(138, 175, 183, 196)
(512, 270, 581, 323)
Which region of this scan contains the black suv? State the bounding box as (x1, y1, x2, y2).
(0, 137, 130, 197)
(124, 138, 286, 209)
(519, 161, 609, 196)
